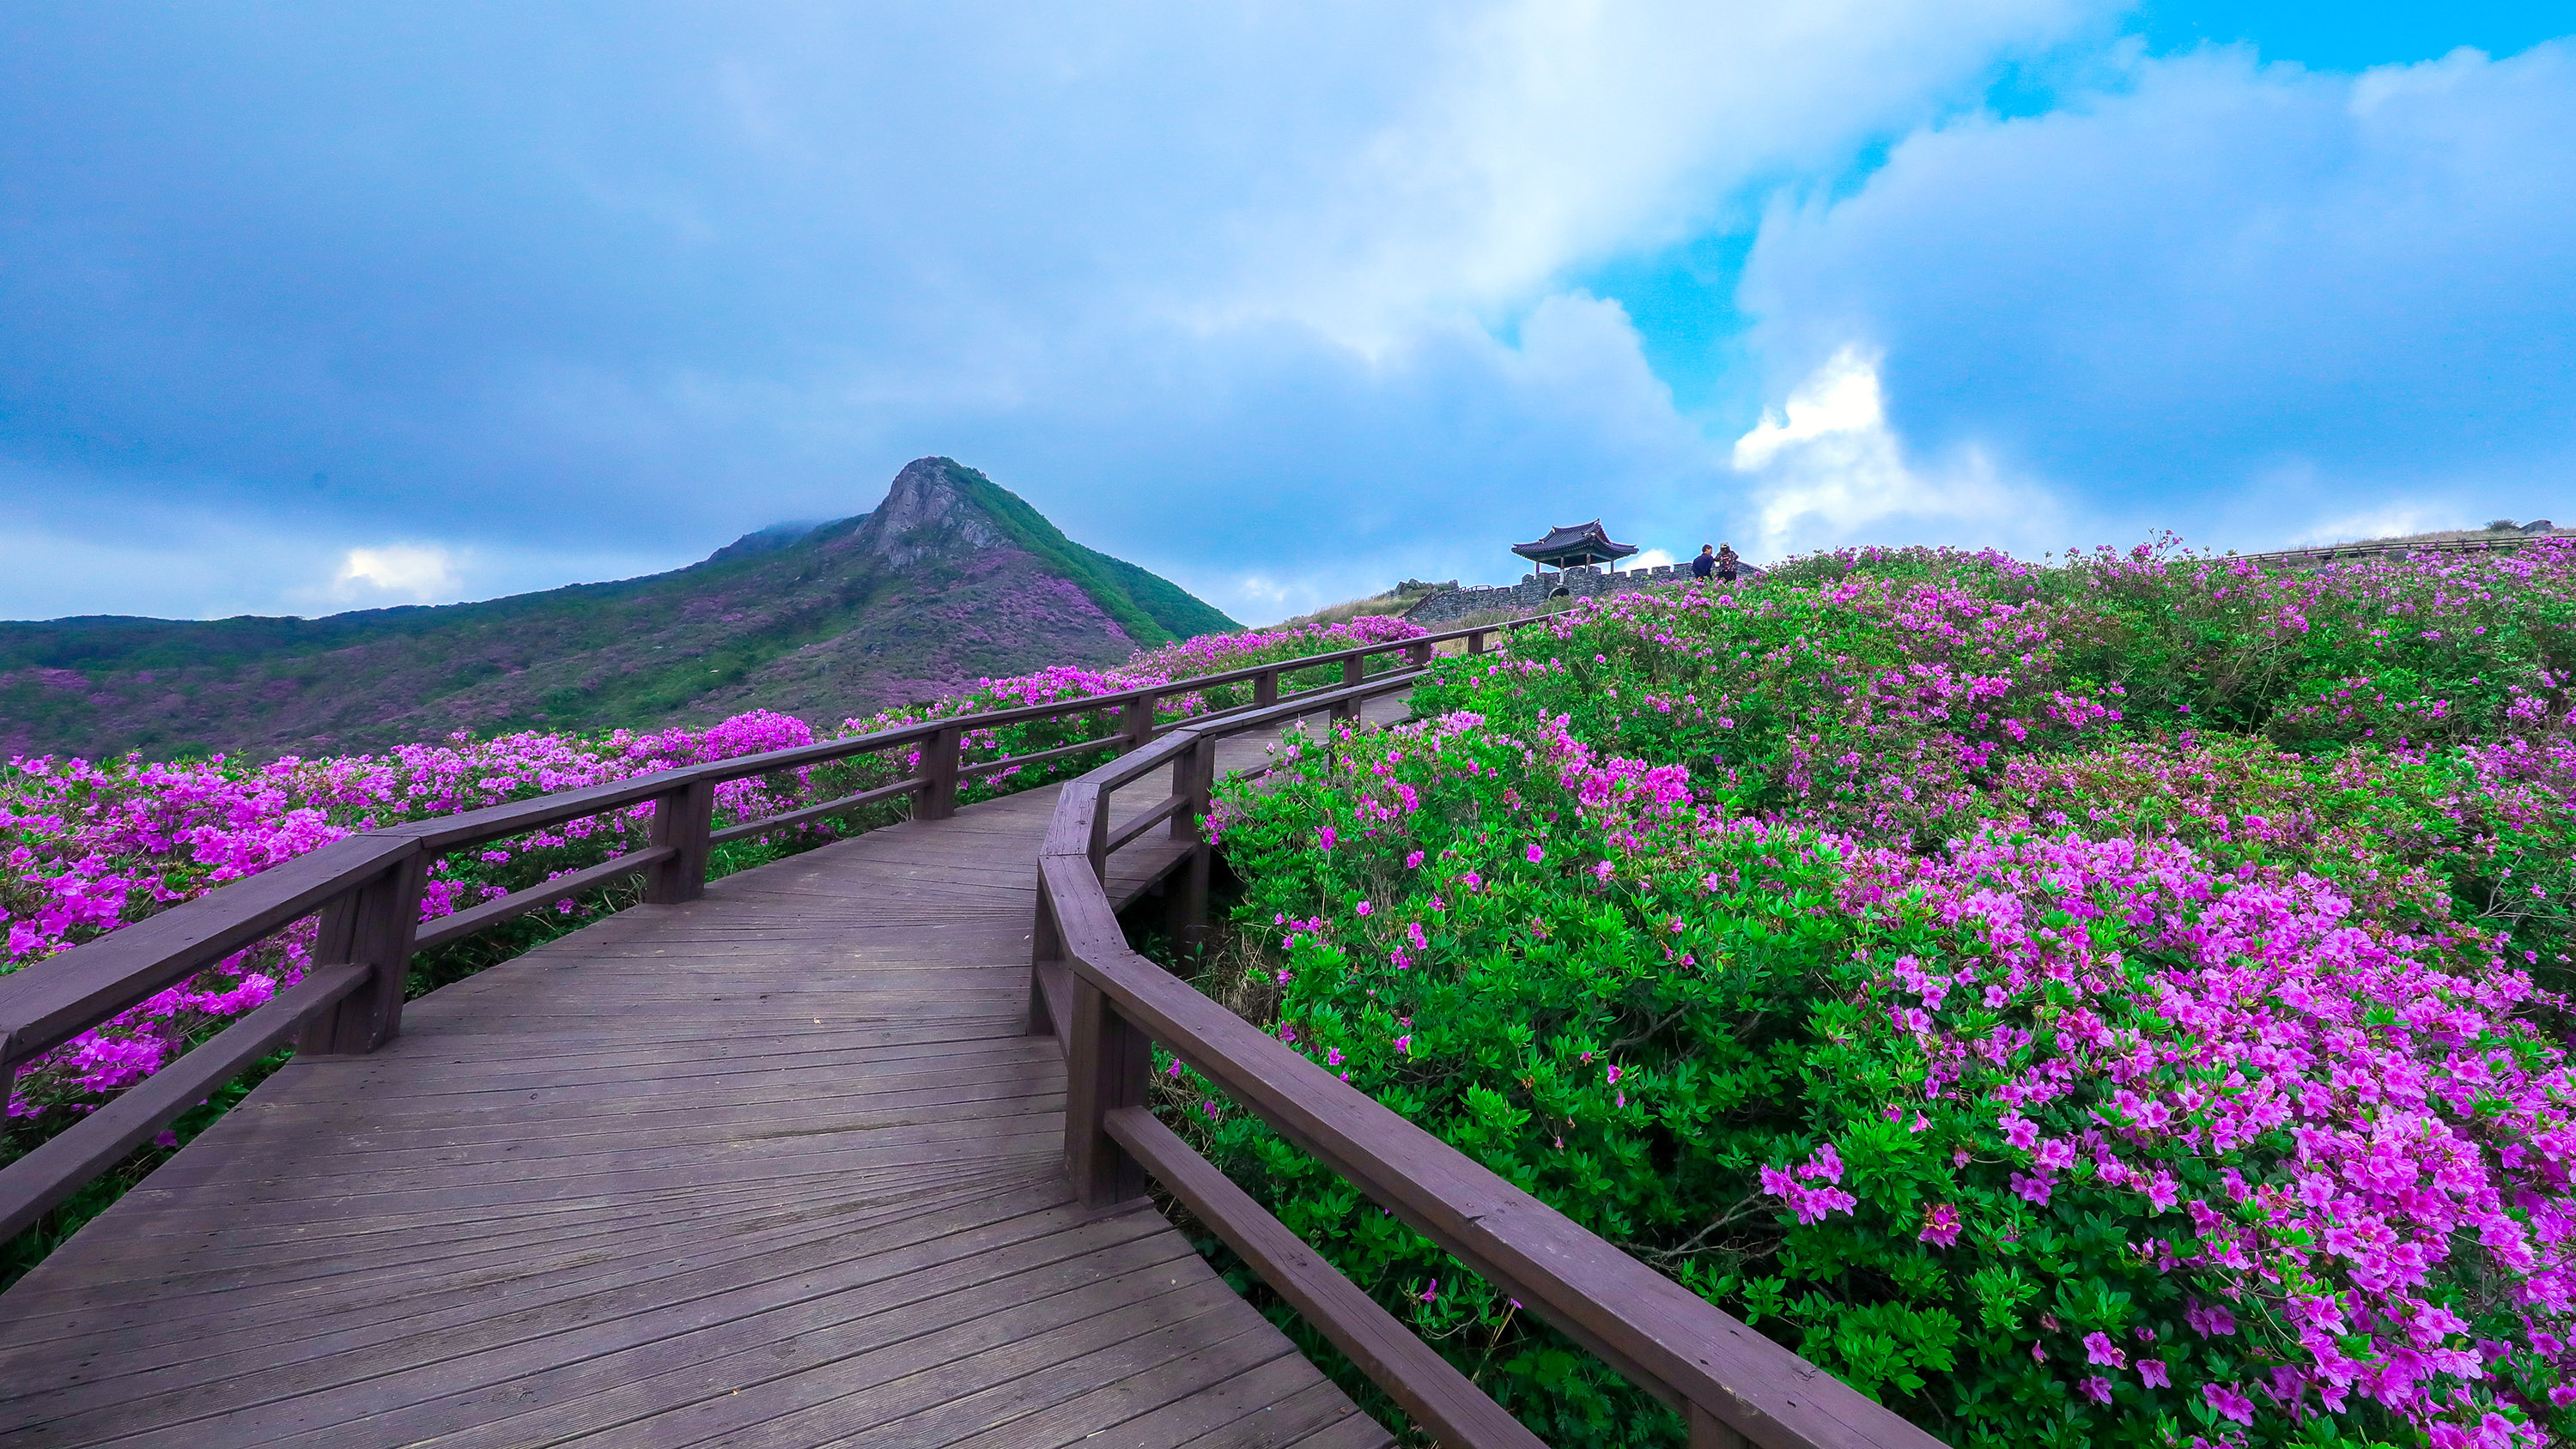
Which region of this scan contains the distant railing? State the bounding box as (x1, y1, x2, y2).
(1034, 673, 1941, 1449)
(2226, 533, 2567, 567)
(0, 615, 1537, 1242)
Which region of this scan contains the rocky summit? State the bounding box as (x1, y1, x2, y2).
(0, 458, 1236, 761)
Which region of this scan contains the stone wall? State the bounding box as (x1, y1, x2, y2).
(1401, 561, 1765, 626)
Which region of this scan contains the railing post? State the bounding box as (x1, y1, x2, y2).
(1689, 1403, 1751, 1449)
(919, 724, 963, 820)
(1165, 733, 1215, 961)
(295, 844, 428, 1056)
(645, 777, 715, 904)
(1063, 979, 1149, 1206)
(1406, 640, 1431, 669)
(1254, 669, 1279, 708)
(1029, 887, 1063, 1037)
(1333, 654, 1364, 724)
(1088, 791, 1111, 882)
(1121, 691, 1157, 753)
(1168, 732, 1211, 844)
(1467, 629, 1488, 655)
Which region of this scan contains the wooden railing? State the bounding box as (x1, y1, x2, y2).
(1033, 678, 1941, 1449)
(2226, 532, 2567, 567)
(0, 616, 1534, 1243)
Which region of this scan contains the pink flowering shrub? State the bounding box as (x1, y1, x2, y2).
(1205, 543, 2576, 1448)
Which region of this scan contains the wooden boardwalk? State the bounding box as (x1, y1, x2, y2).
(0, 710, 1401, 1449)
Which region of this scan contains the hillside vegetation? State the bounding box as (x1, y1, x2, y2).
(1208, 539, 2576, 1448)
(0, 458, 1235, 761)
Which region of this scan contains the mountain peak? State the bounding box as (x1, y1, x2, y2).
(848, 457, 1008, 568)
(0, 456, 1236, 760)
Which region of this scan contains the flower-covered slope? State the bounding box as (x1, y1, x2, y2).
(1207, 542, 2576, 1449)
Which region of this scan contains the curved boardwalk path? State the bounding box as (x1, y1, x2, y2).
(0, 706, 1406, 1449)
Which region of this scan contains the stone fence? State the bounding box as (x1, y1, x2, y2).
(1401, 561, 1765, 626)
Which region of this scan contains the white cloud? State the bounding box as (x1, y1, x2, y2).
(1736, 41, 2576, 542)
(1628, 549, 1677, 571)
(332, 545, 465, 602)
(1230, 0, 2106, 346)
(2, 1, 2124, 620)
(2291, 503, 2467, 546)
(1730, 346, 2055, 559)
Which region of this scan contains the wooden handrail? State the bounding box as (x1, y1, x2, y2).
(1107, 1105, 1549, 1449)
(2221, 534, 2566, 567)
(0, 834, 419, 1076)
(412, 846, 679, 954)
(0, 612, 1552, 1248)
(0, 964, 374, 1240)
(1033, 646, 1942, 1449)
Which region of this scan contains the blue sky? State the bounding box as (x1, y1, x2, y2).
(2, 2, 2569, 623)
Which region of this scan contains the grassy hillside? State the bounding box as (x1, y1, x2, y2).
(0, 459, 1235, 761)
(935, 460, 1236, 643)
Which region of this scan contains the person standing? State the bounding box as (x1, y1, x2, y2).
(1716, 543, 1740, 585)
(1691, 544, 1716, 582)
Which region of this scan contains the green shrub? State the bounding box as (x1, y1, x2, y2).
(1197, 543, 2576, 1448)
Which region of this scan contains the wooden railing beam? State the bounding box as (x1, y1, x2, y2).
(1107, 1106, 1549, 1449)
(0, 963, 373, 1242)
(0, 834, 418, 1076)
(706, 777, 926, 846)
(412, 846, 678, 954)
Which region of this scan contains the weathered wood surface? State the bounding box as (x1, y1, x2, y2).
(0, 700, 1405, 1449)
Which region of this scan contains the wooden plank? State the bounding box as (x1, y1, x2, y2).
(0, 1174, 1042, 1351)
(659, 1284, 1257, 1449)
(1107, 1355, 1385, 1449)
(1284, 1410, 1412, 1449)
(9, 1201, 1184, 1438)
(0, 1167, 1069, 1337)
(924, 1311, 1299, 1449)
(225, 1233, 1207, 1449)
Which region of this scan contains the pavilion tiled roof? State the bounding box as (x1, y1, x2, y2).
(1510, 520, 1639, 564)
